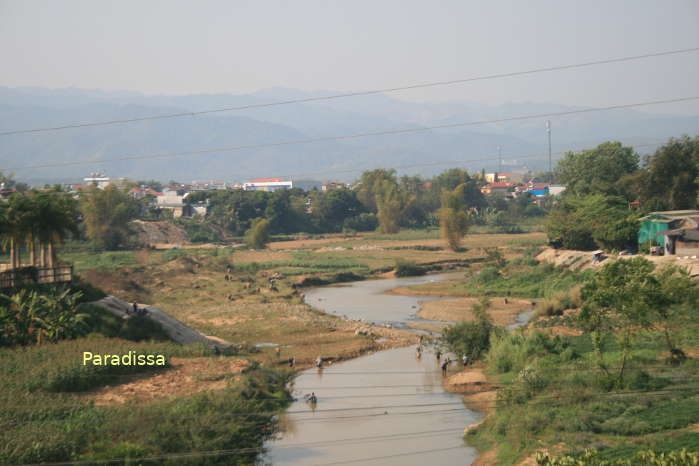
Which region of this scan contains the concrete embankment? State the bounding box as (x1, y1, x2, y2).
(92, 295, 232, 351)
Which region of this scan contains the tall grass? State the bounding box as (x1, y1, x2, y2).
(0, 338, 290, 465)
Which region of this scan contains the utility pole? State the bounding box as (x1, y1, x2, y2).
(546, 120, 552, 182)
(497, 145, 502, 174)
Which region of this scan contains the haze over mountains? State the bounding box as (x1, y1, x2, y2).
(1, 86, 698, 185)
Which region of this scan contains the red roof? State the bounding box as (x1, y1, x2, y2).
(253, 178, 283, 182)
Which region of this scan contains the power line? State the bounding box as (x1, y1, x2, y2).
(6, 385, 698, 425)
(2, 46, 698, 137)
(20, 428, 469, 465)
(2, 96, 694, 172)
(5, 139, 669, 194)
(17, 390, 699, 466)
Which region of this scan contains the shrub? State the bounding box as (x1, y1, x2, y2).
(245, 218, 271, 249)
(343, 213, 378, 232)
(394, 260, 426, 277)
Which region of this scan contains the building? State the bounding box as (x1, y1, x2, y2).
(657, 217, 699, 256)
(130, 187, 163, 200)
(83, 172, 111, 189)
(157, 190, 189, 217)
(639, 210, 699, 254)
(485, 172, 526, 184)
(321, 181, 348, 192)
(191, 180, 229, 191)
(243, 178, 293, 192)
(480, 182, 517, 196)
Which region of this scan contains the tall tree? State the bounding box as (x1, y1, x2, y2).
(80, 185, 138, 250)
(356, 169, 398, 212)
(376, 181, 413, 234)
(36, 191, 79, 267)
(619, 136, 699, 210)
(439, 183, 471, 251)
(555, 142, 639, 197)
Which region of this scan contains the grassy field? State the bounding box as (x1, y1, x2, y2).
(466, 327, 699, 464)
(0, 337, 291, 465)
(423, 254, 699, 464)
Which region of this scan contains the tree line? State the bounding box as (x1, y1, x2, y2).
(546, 135, 699, 251)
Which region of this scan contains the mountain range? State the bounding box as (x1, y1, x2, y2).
(1, 86, 698, 185)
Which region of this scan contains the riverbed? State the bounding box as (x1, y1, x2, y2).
(264, 272, 482, 465)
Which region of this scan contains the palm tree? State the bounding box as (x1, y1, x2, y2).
(38, 191, 79, 269)
(3, 193, 32, 269)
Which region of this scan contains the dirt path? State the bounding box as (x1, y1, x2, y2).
(82, 357, 249, 405)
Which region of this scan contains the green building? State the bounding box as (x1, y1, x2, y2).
(638, 210, 699, 249)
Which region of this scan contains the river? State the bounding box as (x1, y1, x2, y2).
(263, 272, 482, 465)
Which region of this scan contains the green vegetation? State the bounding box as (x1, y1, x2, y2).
(0, 188, 78, 269)
(440, 298, 496, 360)
(0, 337, 291, 465)
(439, 183, 471, 251)
(80, 185, 139, 250)
(546, 194, 638, 251)
(244, 217, 271, 249)
(546, 136, 699, 251)
(462, 259, 591, 298)
(449, 256, 699, 464)
(0, 288, 85, 346)
(394, 259, 426, 277)
(537, 448, 699, 465)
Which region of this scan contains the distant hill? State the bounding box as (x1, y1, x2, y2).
(0, 86, 697, 184)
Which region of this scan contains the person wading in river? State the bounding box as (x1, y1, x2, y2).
(441, 359, 449, 376)
(436, 350, 442, 361)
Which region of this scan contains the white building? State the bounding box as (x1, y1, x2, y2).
(243, 178, 293, 192)
(84, 172, 111, 189)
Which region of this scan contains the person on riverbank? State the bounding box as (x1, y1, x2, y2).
(441, 359, 449, 376)
(462, 354, 469, 367)
(288, 357, 295, 367)
(315, 356, 323, 369)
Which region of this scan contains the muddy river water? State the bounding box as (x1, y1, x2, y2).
(264, 272, 483, 465)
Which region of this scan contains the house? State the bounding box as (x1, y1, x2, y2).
(156, 190, 191, 217)
(485, 172, 526, 183)
(321, 181, 348, 191)
(480, 182, 517, 196)
(638, 210, 699, 254)
(191, 180, 229, 191)
(243, 178, 293, 192)
(130, 187, 163, 200)
(656, 216, 699, 256)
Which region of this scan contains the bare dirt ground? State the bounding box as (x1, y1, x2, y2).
(418, 297, 533, 326)
(82, 357, 250, 406)
(268, 236, 356, 250)
(444, 365, 499, 465)
(537, 247, 699, 275)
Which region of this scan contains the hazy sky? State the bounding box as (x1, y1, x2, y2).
(1, 0, 699, 113)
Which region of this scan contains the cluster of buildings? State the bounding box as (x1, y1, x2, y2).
(479, 172, 566, 199)
(639, 210, 699, 256)
(62, 174, 301, 218)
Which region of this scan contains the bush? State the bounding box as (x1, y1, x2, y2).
(343, 213, 378, 232)
(441, 300, 496, 360)
(394, 259, 426, 277)
(477, 266, 501, 283)
(245, 218, 271, 249)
